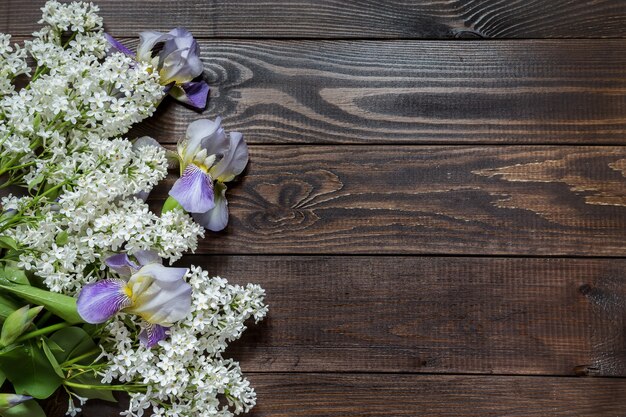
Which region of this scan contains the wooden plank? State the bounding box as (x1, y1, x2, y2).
(180, 256, 626, 376)
(2, 1, 626, 39)
(239, 374, 626, 417)
(74, 374, 626, 416)
(150, 145, 626, 256)
(126, 39, 626, 145)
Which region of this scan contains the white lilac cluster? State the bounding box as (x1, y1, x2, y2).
(0, 34, 29, 97)
(0, 2, 266, 416)
(0, 0, 180, 295)
(103, 267, 268, 417)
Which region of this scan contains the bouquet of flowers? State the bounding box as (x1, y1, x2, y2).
(0, 2, 267, 416)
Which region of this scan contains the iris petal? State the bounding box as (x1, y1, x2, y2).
(127, 275, 192, 325)
(137, 30, 174, 63)
(77, 279, 132, 324)
(169, 164, 215, 213)
(158, 28, 203, 84)
(136, 263, 188, 284)
(104, 33, 134, 56)
(139, 324, 169, 348)
(210, 132, 248, 182)
(105, 254, 139, 277)
(169, 81, 209, 110)
(181, 118, 228, 164)
(192, 183, 229, 232)
(133, 250, 162, 267)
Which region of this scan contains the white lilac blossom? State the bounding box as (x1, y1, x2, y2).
(77, 251, 191, 347)
(169, 118, 248, 231)
(0, 2, 266, 416)
(0, 34, 29, 97)
(106, 28, 209, 109)
(102, 266, 267, 417)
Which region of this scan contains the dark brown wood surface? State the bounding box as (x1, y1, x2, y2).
(191, 256, 626, 377)
(244, 374, 626, 417)
(128, 39, 626, 145)
(150, 146, 626, 256)
(3, 1, 626, 416)
(2, 0, 626, 38)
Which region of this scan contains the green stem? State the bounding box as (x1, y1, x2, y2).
(61, 348, 100, 368)
(14, 322, 71, 343)
(63, 380, 147, 392)
(0, 161, 36, 176)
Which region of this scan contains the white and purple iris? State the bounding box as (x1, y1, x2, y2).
(106, 28, 209, 109)
(169, 117, 248, 231)
(76, 250, 191, 347)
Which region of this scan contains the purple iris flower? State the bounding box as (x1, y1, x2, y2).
(76, 250, 191, 347)
(168, 118, 248, 231)
(105, 28, 209, 109)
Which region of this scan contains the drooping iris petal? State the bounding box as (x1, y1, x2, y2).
(179, 118, 228, 165)
(105, 254, 139, 277)
(104, 33, 134, 56)
(210, 132, 248, 182)
(169, 164, 215, 213)
(192, 182, 229, 232)
(77, 279, 132, 324)
(169, 81, 209, 109)
(139, 324, 169, 348)
(133, 250, 162, 267)
(137, 30, 174, 63)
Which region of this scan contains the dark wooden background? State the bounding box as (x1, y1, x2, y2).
(3, 1, 626, 415)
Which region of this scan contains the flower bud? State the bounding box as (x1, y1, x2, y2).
(0, 393, 32, 411)
(0, 305, 43, 347)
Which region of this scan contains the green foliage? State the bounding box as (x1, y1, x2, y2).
(49, 326, 97, 364)
(0, 306, 43, 347)
(40, 339, 64, 379)
(0, 339, 62, 399)
(0, 284, 82, 324)
(50, 327, 115, 401)
(71, 373, 116, 402)
(162, 195, 183, 214)
(0, 268, 29, 286)
(0, 295, 19, 322)
(0, 400, 45, 417)
(54, 231, 69, 246)
(0, 238, 18, 252)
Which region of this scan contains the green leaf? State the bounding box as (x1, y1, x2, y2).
(0, 369, 5, 386)
(71, 373, 116, 402)
(26, 174, 44, 192)
(0, 400, 45, 417)
(40, 339, 64, 379)
(0, 294, 19, 322)
(0, 284, 82, 324)
(0, 237, 18, 251)
(0, 268, 29, 286)
(0, 340, 62, 399)
(54, 231, 69, 246)
(0, 306, 42, 347)
(49, 327, 97, 364)
(162, 195, 183, 214)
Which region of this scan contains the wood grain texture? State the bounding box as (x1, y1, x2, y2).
(241, 374, 626, 417)
(2, 0, 626, 38)
(124, 39, 626, 145)
(150, 145, 626, 256)
(73, 374, 626, 417)
(174, 256, 626, 377)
